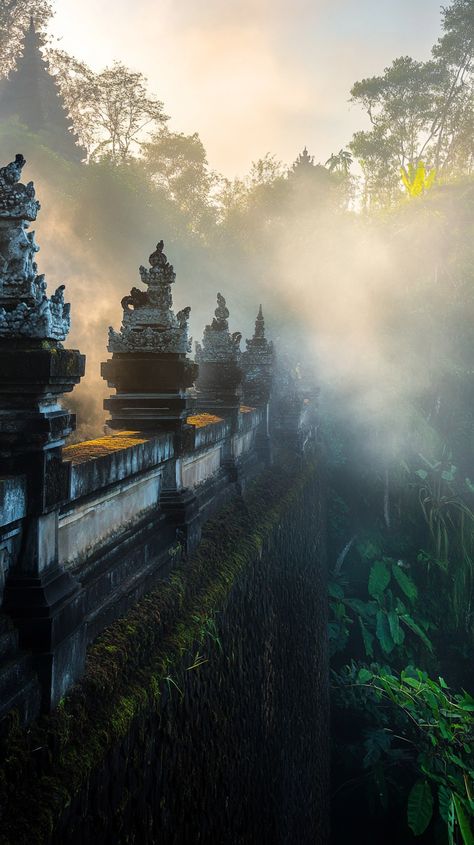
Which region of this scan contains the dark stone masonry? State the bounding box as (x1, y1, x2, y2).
(0, 156, 329, 844)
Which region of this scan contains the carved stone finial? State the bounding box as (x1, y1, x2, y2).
(108, 239, 191, 354)
(212, 292, 230, 330)
(0, 153, 40, 222)
(195, 293, 241, 364)
(241, 305, 274, 405)
(0, 154, 70, 341)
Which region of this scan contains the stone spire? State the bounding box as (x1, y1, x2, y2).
(195, 293, 241, 365)
(102, 241, 198, 431)
(195, 293, 242, 417)
(291, 147, 315, 172)
(0, 20, 85, 163)
(0, 154, 71, 341)
(241, 305, 274, 406)
(0, 154, 86, 712)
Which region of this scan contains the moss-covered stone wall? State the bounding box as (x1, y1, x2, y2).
(0, 459, 328, 845)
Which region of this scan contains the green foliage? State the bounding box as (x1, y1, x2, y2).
(329, 557, 431, 661)
(368, 559, 391, 598)
(407, 780, 434, 835)
(400, 162, 436, 197)
(408, 452, 474, 632)
(350, 1, 474, 204)
(334, 664, 474, 842)
(0, 0, 53, 77)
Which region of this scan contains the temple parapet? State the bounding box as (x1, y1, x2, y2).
(0, 157, 319, 728)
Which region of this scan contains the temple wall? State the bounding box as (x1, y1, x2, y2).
(180, 444, 222, 488)
(0, 459, 329, 845)
(59, 466, 163, 570)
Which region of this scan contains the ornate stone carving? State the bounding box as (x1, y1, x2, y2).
(241, 305, 274, 405)
(195, 293, 242, 364)
(0, 154, 40, 221)
(108, 241, 192, 354)
(0, 154, 71, 341)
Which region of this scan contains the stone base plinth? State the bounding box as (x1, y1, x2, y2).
(102, 352, 198, 431)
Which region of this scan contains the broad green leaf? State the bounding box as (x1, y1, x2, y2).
(392, 563, 418, 602)
(376, 611, 395, 654)
(453, 795, 474, 845)
(407, 780, 434, 836)
(388, 610, 404, 645)
(359, 617, 374, 658)
(438, 786, 452, 825)
(347, 597, 375, 617)
(357, 667, 373, 684)
(400, 613, 433, 652)
(368, 560, 391, 599)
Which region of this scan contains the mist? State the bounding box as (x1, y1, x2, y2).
(7, 138, 468, 463)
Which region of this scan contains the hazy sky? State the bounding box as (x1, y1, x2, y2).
(50, 0, 442, 177)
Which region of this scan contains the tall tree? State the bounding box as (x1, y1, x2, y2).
(349, 0, 474, 205)
(141, 129, 217, 232)
(0, 0, 52, 77)
(50, 55, 168, 162)
(0, 19, 84, 163)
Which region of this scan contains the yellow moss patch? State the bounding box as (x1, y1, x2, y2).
(63, 433, 151, 464)
(186, 413, 224, 429)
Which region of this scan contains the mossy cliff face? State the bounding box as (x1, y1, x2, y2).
(0, 460, 329, 845)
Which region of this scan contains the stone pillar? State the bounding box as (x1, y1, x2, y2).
(0, 155, 86, 711)
(241, 305, 275, 464)
(195, 293, 243, 424)
(195, 293, 243, 483)
(101, 241, 200, 553)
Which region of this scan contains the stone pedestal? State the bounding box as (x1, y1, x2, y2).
(0, 344, 86, 711)
(102, 353, 197, 431)
(195, 360, 242, 421)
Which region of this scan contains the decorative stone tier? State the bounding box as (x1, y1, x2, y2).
(0, 343, 85, 456)
(0, 155, 71, 341)
(102, 242, 198, 431)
